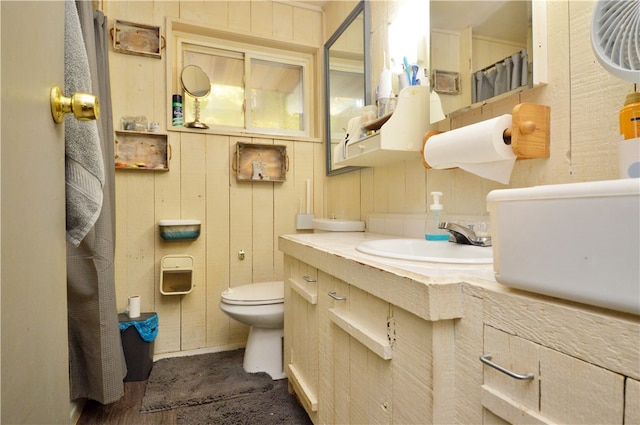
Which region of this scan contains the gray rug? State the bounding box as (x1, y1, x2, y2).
(140, 349, 274, 413)
(176, 379, 313, 425)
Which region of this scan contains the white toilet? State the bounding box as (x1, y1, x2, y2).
(219, 281, 285, 380)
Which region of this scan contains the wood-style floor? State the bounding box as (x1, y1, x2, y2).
(77, 381, 176, 425)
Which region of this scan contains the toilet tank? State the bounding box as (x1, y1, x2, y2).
(487, 179, 640, 315)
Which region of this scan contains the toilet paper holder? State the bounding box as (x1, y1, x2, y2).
(421, 102, 551, 169)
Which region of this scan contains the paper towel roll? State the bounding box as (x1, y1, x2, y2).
(423, 114, 516, 184)
(128, 295, 141, 319)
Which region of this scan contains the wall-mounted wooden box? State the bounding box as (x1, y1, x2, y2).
(234, 142, 288, 182)
(112, 20, 162, 59)
(115, 131, 169, 171)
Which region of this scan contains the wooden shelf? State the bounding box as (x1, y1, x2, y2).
(234, 142, 287, 182)
(115, 131, 169, 171)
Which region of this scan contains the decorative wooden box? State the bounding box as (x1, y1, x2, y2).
(115, 131, 169, 171)
(112, 20, 163, 59)
(234, 142, 288, 182)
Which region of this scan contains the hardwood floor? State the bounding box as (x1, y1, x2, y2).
(77, 381, 176, 425)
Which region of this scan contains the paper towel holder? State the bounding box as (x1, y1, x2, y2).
(421, 102, 550, 169)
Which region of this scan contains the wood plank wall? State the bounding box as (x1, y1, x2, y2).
(102, 0, 324, 354)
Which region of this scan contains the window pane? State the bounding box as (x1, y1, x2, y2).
(249, 59, 303, 132)
(183, 50, 244, 127)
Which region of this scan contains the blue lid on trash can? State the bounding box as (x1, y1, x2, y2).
(119, 312, 158, 343)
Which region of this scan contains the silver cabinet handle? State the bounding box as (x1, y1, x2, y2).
(480, 354, 534, 380)
(328, 291, 346, 301)
(302, 275, 316, 283)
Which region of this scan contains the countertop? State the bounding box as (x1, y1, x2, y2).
(279, 232, 500, 321)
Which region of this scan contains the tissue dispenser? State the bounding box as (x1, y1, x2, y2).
(487, 179, 639, 315)
(160, 254, 194, 295)
(159, 219, 201, 241)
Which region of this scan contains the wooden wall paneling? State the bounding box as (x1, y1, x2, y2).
(251, 1, 273, 38)
(293, 139, 314, 217)
(272, 2, 294, 41)
(373, 166, 389, 213)
(568, 0, 627, 182)
(201, 1, 229, 30)
(178, 132, 207, 350)
(359, 167, 374, 222)
(153, 133, 183, 354)
(228, 1, 251, 33)
(292, 7, 322, 47)
(404, 158, 426, 213)
(228, 136, 253, 342)
(178, 0, 206, 24)
(250, 138, 276, 283)
(387, 161, 406, 213)
(312, 142, 324, 217)
(273, 139, 296, 280)
(206, 134, 232, 346)
(114, 174, 129, 312)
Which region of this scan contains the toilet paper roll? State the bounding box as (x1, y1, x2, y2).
(423, 114, 516, 184)
(619, 137, 640, 179)
(128, 295, 141, 319)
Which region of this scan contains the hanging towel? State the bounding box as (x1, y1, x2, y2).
(64, 0, 105, 246)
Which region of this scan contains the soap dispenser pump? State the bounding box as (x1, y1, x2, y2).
(425, 191, 449, 241)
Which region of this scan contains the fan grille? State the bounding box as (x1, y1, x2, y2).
(592, 0, 640, 82)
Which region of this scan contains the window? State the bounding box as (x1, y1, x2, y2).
(177, 38, 311, 138)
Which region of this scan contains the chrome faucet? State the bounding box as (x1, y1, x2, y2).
(438, 222, 492, 247)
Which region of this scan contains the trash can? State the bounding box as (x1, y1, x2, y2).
(118, 312, 158, 382)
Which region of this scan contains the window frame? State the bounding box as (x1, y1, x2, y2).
(167, 19, 315, 140)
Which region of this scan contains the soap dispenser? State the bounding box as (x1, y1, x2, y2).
(425, 192, 449, 241)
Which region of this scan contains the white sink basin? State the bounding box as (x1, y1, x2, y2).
(487, 179, 640, 315)
(356, 239, 493, 264)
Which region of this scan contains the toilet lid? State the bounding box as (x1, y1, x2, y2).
(221, 281, 284, 305)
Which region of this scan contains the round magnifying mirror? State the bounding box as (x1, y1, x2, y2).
(180, 65, 211, 128)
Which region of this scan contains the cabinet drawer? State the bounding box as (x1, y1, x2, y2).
(483, 326, 625, 424)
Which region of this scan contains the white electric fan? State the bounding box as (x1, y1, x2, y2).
(591, 0, 640, 83)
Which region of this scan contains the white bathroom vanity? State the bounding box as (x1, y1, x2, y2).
(279, 232, 640, 425)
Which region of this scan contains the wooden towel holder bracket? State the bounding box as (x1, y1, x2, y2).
(422, 102, 551, 169)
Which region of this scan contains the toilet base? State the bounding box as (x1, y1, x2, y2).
(243, 326, 285, 380)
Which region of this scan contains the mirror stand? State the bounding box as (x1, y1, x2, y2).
(185, 97, 208, 129)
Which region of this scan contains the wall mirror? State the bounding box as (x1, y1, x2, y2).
(324, 0, 371, 176)
(430, 0, 546, 122)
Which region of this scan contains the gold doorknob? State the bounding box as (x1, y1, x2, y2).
(50, 85, 99, 124)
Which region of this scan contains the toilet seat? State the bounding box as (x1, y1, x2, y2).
(221, 281, 283, 306)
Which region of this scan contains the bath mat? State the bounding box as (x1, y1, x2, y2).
(140, 349, 273, 413)
(176, 379, 312, 425)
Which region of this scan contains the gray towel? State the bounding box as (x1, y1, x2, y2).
(65, 0, 104, 246)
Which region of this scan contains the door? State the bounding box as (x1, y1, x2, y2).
(1, 2, 70, 423)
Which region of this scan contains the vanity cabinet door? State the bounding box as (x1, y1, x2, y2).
(482, 325, 625, 424)
(327, 278, 393, 425)
(283, 256, 319, 422)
